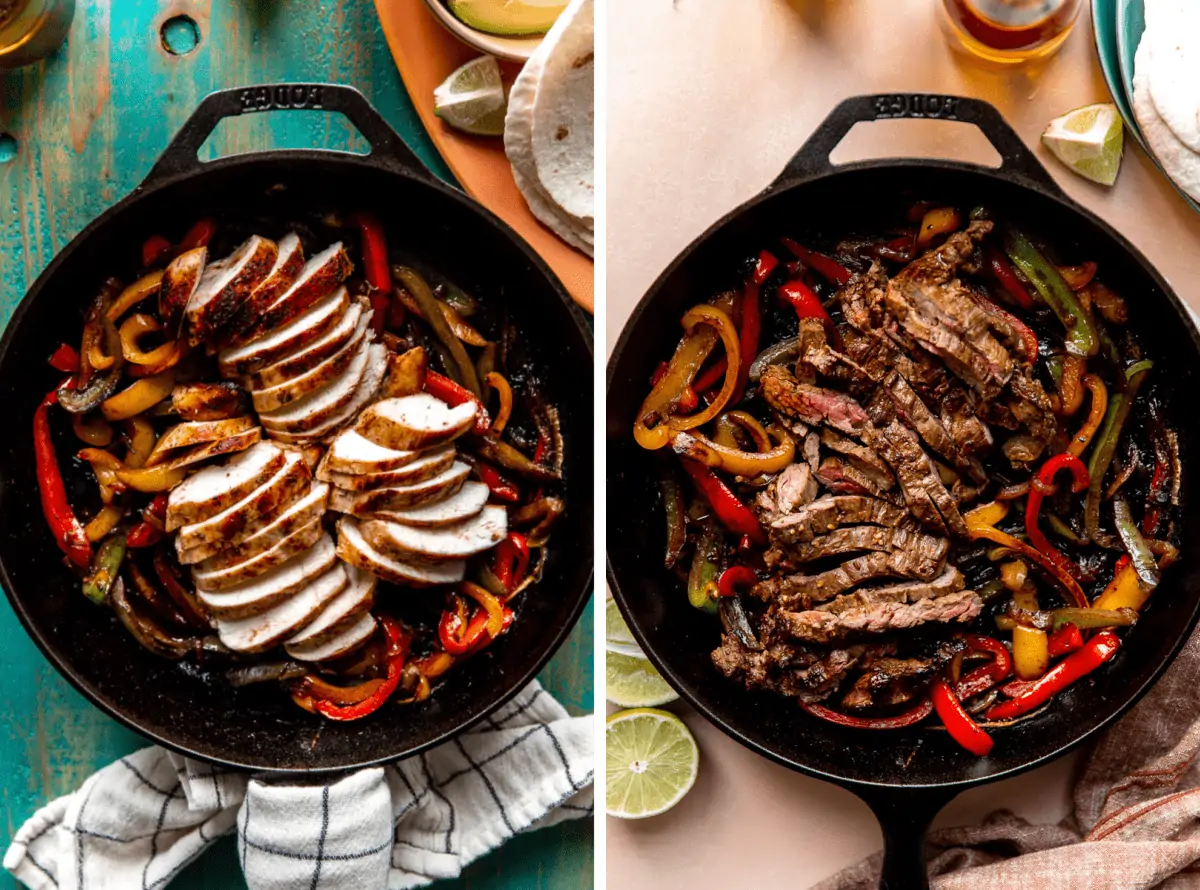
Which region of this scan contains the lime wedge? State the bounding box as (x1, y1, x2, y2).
(606, 651, 678, 708)
(606, 708, 699, 819)
(1042, 103, 1124, 186)
(605, 596, 644, 658)
(433, 56, 507, 137)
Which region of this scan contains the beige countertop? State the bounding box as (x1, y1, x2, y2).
(605, 0, 1200, 887)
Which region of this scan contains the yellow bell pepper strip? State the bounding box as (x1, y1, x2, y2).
(726, 411, 771, 452)
(635, 330, 720, 449)
(932, 678, 994, 756)
(118, 314, 177, 367)
(1048, 624, 1084, 657)
(485, 371, 513, 436)
(1057, 262, 1097, 291)
(114, 462, 187, 493)
(671, 426, 795, 477)
(965, 500, 1009, 530)
(1025, 452, 1090, 581)
(1067, 375, 1107, 457)
(680, 458, 766, 545)
(801, 698, 933, 729)
(986, 631, 1121, 720)
(84, 505, 124, 543)
(1012, 626, 1050, 681)
(916, 207, 962, 248)
(100, 371, 175, 421)
(35, 384, 93, 569)
(1057, 355, 1086, 416)
(1003, 227, 1098, 357)
(1085, 360, 1152, 547)
(1093, 555, 1152, 612)
(71, 413, 114, 447)
(665, 305, 740, 434)
(1048, 607, 1137, 632)
(125, 417, 157, 469)
(461, 581, 505, 638)
(106, 270, 165, 322)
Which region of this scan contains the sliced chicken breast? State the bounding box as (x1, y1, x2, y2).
(323, 430, 424, 475)
(218, 287, 351, 378)
(193, 517, 323, 592)
(155, 427, 262, 472)
(240, 242, 353, 341)
(183, 483, 329, 568)
(159, 246, 206, 334)
(166, 441, 284, 531)
(244, 301, 364, 390)
(259, 336, 372, 433)
(329, 461, 470, 515)
(285, 612, 377, 662)
(364, 481, 490, 528)
(224, 233, 305, 345)
(176, 450, 310, 557)
(215, 561, 350, 653)
(186, 235, 278, 344)
(197, 534, 338, 618)
(316, 445, 455, 492)
(250, 310, 370, 413)
(265, 343, 388, 444)
(336, 516, 465, 587)
(355, 393, 477, 452)
(285, 565, 376, 649)
(147, 416, 257, 466)
(360, 506, 506, 564)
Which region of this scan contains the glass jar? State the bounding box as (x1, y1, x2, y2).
(940, 0, 1083, 65)
(0, 0, 74, 68)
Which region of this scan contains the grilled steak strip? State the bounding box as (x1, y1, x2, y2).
(815, 565, 965, 614)
(769, 495, 914, 545)
(753, 547, 949, 609)
(760, 365, 873, 437)
(779, 589, 983, 645)
(754, 463, 819, 525)
(771, 525, 949, 567)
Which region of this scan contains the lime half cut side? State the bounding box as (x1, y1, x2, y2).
(606, 708, 699, 819)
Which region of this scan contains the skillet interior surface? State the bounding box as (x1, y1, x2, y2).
(0, 155, 594, 772)
(607, 163, 1200, 789)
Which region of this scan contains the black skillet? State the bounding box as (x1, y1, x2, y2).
(0, 83, 593, 772)
(607, 93, 1200, 889)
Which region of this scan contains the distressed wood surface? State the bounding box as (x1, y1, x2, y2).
(0, 3, 594, 888)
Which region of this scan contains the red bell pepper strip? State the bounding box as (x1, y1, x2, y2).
(986, 631, 1121, 720)
(1048, 624, 1084, 658)
(778, 279, 842, 349)
(953, 634, 1013, 700)
(177, 218, 216, 252)
(932, 679, 994, 756)
(781, 237, 851, 286)
(1025, 453, 1090, 583)
(492, 531, 530, 594)
(473, 460, 520, 503)
(985, 245, 1034, 310)
(34, 385, 92, 569)
(348, 212, 393, 335)
(693, 357, 729, 395)
(753, 249, 779, 285)
(142, 235, 173, 269)
(314, 616, 411, 721)
(48, 343, 80, 373)
(969, 289, 1038, 363)
(425, 370, 491, 436)
(680, 458, 766, 545)
(717, 565, 757, 598)
(127, 493, 169, 549)
(732, 278, 762, 403)
(439, 601, 514, 656)
(801, 698, 933, 729)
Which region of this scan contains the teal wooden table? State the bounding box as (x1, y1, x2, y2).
(0, 3, 594, 888)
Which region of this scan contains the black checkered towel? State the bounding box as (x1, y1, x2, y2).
(3, 682, 592, 890)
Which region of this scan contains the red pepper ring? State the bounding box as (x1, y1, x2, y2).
(985, 631, 1121, 721)
(800, 698, 934, 730)
(1026, 453, 1090, 582)
(424, 370, 491, 436)
(314, 616, 410, 721)
(932, 679, 995, 756)
(717, 565, 757, 598)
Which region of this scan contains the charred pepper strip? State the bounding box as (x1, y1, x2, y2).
(984, 245, 1034, 309)
(396, 266, 481, 398)
(126, 493, 169, 549)
(1003, 228, 1098, 357)
(314, 617, 411, 721)
(753, 249, 779, 285)
(491, 532, 530, 595)
(801, 698, 933, 729)
(425, 370, 491, 436)
(141, 234, 173, 269)
(732, 276, 762, 404)
(932, 679, 994, 756)
(472, 459, 520, 503)
(1085, 360, 1152, 548)
(966, 501, 1088, 609)
(1112, 496, 1161, 587)
(781, 238, 852, 285)
(35, 386, 92, 569)
(659, 464, 687, 569)
(1025, 453, 1090, 581)
(349, 212, 393, 334)
(986, 631, 1121, 720)
(680, 458, 766, 545)
(81, 532, 127, 604)
(687, 516, 722, 614)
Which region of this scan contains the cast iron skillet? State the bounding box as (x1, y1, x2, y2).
(0, 83, 593, 773)
(607, 93, 1200, 889)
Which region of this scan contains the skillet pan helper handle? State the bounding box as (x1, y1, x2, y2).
(852, 784, 958, 890)
(770, 93, 1065, 199)
(143, 83, 435, 185)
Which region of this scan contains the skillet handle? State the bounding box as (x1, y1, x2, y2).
(143, 83, 434, 185)
(853, 784, 957, 890)
(771, 93, 1065, 198)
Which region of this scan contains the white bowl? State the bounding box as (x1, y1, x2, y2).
(421, 0, 545, 63)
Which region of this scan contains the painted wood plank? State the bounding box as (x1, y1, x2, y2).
(0, 3, 592, 888)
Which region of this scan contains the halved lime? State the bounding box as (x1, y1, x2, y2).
(605, 596, 643, 658)
(606, 651, 678, 708)
(433, 56, 507, 137)
(1042, 103, 1124, 186)
(606, 708, 699, 819)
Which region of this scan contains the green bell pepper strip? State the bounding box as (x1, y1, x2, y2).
(1084, 360, 1152, 548)
(82, 531, 128, 605)
(687, 516, 723, 614)
(1003, 228, 1098, 357)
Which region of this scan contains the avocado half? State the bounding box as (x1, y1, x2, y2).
(447, 0, 567, 37)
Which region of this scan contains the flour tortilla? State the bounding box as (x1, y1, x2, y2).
(1134, 39, 1200, 201)
(531, 0, 594, 225)
(1143, 0, 1200, 153)
(504, 0, 593, 257)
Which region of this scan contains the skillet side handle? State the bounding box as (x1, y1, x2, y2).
(853, 784, 957, 890)
(770, 93, 1065, 198)
(142, 83, 434, 186)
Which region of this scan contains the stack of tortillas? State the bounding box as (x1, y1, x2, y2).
(1132, 0, 1200, 201)
(504, 0, 594, 258)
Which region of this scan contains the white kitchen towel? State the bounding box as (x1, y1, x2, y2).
(4, 682, 593, 890)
